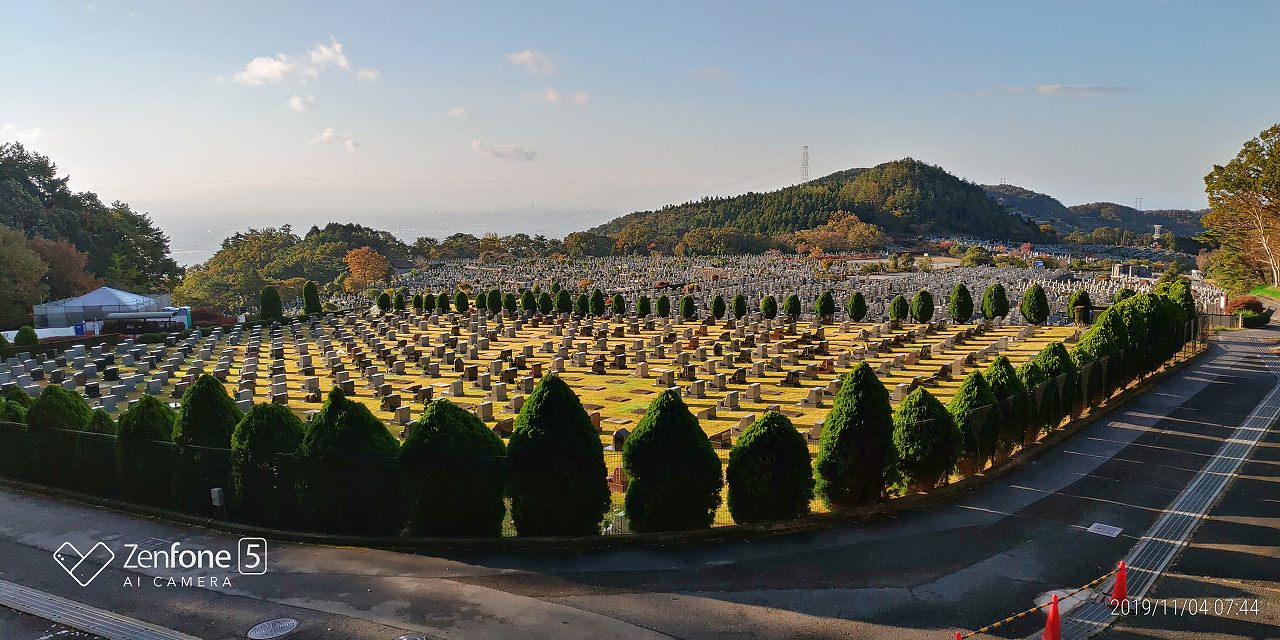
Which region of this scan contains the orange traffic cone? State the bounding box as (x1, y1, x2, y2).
(1109, 561, 1128, 608)
(1044, 594, 1061, 640)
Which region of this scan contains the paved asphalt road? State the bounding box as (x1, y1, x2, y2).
(0, 331, 1276, 640)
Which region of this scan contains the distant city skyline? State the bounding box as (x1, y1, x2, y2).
(4, 0, 1278, 256)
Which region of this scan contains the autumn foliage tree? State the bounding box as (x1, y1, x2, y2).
(27, 237, 102, 300)
(343, 246, 390, 292)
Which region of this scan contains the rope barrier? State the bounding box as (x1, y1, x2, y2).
(955, 568, 1117, 638)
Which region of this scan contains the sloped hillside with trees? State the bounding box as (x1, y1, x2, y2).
(0, 142, 181, 292)
(592, 159, 1044, 254)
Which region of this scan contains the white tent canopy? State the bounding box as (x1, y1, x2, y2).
(33, 286, 171, 328)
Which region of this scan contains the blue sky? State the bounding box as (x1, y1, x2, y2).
(3, 1, 1278, 259)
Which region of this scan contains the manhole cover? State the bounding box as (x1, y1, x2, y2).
(396, 635, 427, 640)
(248, 618, 298, 639)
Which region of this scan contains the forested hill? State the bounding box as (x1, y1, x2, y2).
(0, 142, 181, 292)
(590, 158, 1045, 253)
(983, 183, 1204, 236)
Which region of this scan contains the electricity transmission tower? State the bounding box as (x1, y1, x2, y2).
(800, 146, 810, 181)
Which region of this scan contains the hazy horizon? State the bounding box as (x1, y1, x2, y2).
(6, 0, 1278, 264)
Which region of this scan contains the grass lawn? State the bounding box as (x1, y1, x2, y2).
(1248, 283, 1280, 300)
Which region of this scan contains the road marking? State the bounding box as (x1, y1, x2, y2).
(0, 578, 200, 640)
(1085, 523, 1122, 538)
(1030, 346, 1280, 639)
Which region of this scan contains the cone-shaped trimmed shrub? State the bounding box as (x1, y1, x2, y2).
(555, 290, 572, 314)
(846, 292, 867, 322)
(116, 394, 175, 507)
(985, 355, 1029, 457)
(1016, 359, 1051, 435)
(260, 285, 284, 321)
(435, 292, 449, 312)
(981, 283, 1009, 320)
(26, 384, 92, 432)
(1031, 341, 1077, 427)
(888, 294, 908, 321)
(539, 291, 554, 314)
(173, 374, 241, 514)
(376, 291, 392, 314)
(610, 292, 627, 316)
(521, 290, 536, 314)
(393, 292, 406, 311)
(760, 295, 778, 319)
(173, 374, 241, 448)
(575, 292, 589, 316)
(711, 294, 726, 320)
(783, 294, 801, 319)
(623, 389, 723, 532)
(680, 295, 697, 320)
(25, 385, 92, 488)
(303, 281, 322, 315)
(454, 291, 469, 313)
(910, 290, 934, 323)
(949, 283, 973, 323)
(1020, 283, 1050, 325)
(2, 385, 33, 410)
(14, 326, 38, 347)
(503, 292, 518, 315)
(86, 409, 115, 435)
(400, 398, 506, 537)
(637, 295, 651, 317)
(815, 290, 836, 321)
(1066, 289, 1092, 325)
(948, 371, 998, 473)
(231, 403, 304, 527)
(727, 411, 813, 524)
(815, 362, 894, 507)
(424, 290, 437, 313)
(590, 288, 606, 316)
(507, 374, 609, 536)
(487, 289, 502, 315)
(118, 395, 174, 442)
(412, 293, 424, 313)
(892, 388, 961, 493)
(475, 291, 487, 311)
(299, 388, 401, 534)
(0, 399, 27, 423)
(656, 294, 671, 317)
(732, 294, 747, 319)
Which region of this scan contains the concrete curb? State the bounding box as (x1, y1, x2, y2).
(0, 346, 1208, 553)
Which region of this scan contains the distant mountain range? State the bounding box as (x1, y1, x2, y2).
(583, 159, 1205, 252)
(982, 183, 1205, 237)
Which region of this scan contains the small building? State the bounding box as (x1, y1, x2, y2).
(33, 286, 172, 329)
(1111, 264, 1152, 279)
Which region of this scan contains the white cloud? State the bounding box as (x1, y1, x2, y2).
(1035, 84, 1133, 97)
(230, 36, 378, 86)
(531, 87, 562, 103)
(288, 95, 316, 112)
(233, 54, 298, 85)
(472, 139, 536, 161)
(0, 123, 49, 143)
(308, 36, 350, 71)
(505, 49, 554, 74)
(573, 91, 591, 105)
(311, 127, 359, 151)
(447, 106, 468, 118)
